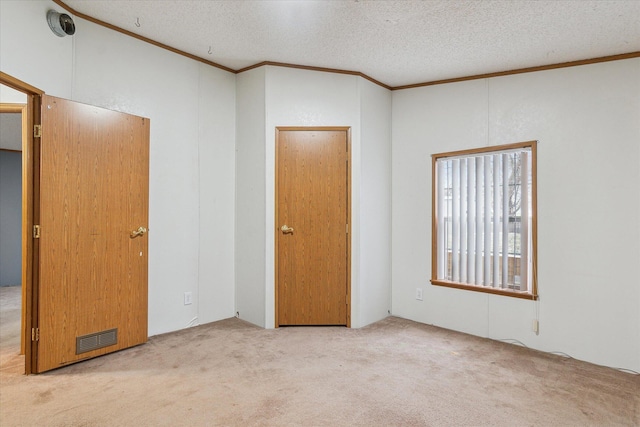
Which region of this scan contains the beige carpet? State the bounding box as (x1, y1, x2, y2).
(0, 285, 22, 374)
(0, 285, 638, 426)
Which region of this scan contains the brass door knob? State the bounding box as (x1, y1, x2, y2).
(130, 226, 147, 238)
(280, 225, 294, 234)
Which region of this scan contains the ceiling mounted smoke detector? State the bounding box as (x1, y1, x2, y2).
(47, 10, 76, 37)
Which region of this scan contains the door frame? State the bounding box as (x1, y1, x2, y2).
(274, 126, 352, 328)
(0, 71, 43, 375)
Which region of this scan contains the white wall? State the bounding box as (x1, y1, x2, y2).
(1, 0, 236, 336)
(0, 150, 22, 286)
(0, 113, 22, 150)
(0, 85, 28, 105)
(391, 59, 640, 372)
(358, 78, 392, 326)
(198, 66, 237, 325)
(0, 1, 73, 99)
(235, 67, 267, 327)
(0, 87, 26, 288)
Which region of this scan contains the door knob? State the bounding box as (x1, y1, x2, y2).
(130, 226, 147, 238)
(280, 225, 294, 234)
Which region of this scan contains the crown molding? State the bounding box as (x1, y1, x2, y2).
(236, 61, 391, 90)
(392, 52, 640, 91)
(52, 0, 640, 91)
(52, 0, 235, 73)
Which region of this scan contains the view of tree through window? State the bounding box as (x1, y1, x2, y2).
(431, 141, 537, 299)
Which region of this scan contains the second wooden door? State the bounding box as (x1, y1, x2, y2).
(276, 128, 350, 326)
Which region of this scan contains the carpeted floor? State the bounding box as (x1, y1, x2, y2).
(0, 285, 22, 374)
(0, 285, 638, 426)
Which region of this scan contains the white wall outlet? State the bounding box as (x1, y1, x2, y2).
(415, 288, 423, 301)
(184, 291, 193, 305)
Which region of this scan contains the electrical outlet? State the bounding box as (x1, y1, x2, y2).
(184, 291, 193, 305)
(415, 288, 423, 301)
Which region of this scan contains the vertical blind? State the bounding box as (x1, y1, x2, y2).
(435, 147, 532, 292)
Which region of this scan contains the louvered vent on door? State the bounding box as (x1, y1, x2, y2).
(76, 328, 118, 354)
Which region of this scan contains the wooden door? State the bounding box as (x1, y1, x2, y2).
(276, 128, 350, 326)
(35, 95, 149, 373)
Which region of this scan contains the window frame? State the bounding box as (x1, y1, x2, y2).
(431, 141, 538, 300)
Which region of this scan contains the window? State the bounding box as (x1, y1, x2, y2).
(431, 141, 537, 299)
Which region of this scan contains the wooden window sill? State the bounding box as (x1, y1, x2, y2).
(430, 279, 538, 300)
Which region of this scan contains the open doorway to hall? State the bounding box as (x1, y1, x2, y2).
(0, 84, 26, 373)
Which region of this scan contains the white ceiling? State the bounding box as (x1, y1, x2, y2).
(60, 0, 640, 87)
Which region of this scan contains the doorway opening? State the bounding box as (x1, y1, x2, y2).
(0, 102, 25, 372)
(0, 82, 32, 374)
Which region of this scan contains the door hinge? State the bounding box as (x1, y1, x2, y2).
(33, 124, 42, 138)
(32, 327, 40, 342)
(33, 225, 41, 239)
(346, 224, 349, 234)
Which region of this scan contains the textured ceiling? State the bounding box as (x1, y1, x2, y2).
(61, 0, 640, 87)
